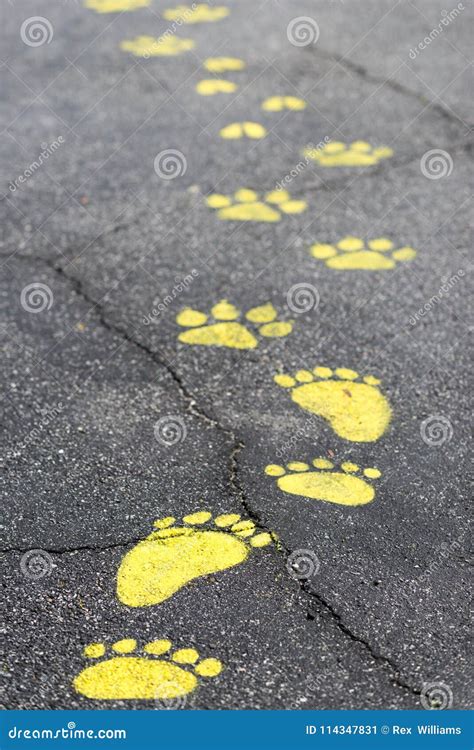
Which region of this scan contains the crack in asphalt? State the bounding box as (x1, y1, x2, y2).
(5, 252, 421, 701)
(229, 440, 421, 700)
(314, 45, 471, 130)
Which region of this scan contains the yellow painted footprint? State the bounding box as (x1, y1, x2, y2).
(206, 189, 307, 222)
(120, 35, 194, 57)
(265, 458, 381, 506)
(196, 80, 238, 96)
(117, 511, 274, 607)
(311, 236, 416, 270)
(303, 141, 393, 167)
(177, 300, 293, 349)
(262, 96, 306, 111)
(85, 0, 149, 11)
(219, 122, 267, 140)
(196, 57, 245, 96)
(163, 4, 230, 23)
(274, 367, 392, 443)
(203, 57, 245, 73)
(74, 638, 222, 700)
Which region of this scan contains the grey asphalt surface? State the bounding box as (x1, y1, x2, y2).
(1, 0, 472, 711)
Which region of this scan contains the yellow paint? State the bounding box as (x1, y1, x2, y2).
(85, 0, 149, 12)
(312, 458, 332, 469)
(74, 639, 222, 700)
(182, 511, 212, 524)
(265, 458, 381, 506)
(172, 648, 199, 664)
(195, 658, 222, 677)
(245, 302, 277, 323)
(163, 5, 230, 23)
(211, 300, 239, 320)
(177, 300, 293, 349)
(295, 370, 313, 383)
(219, 122, 267, 140)
(205, 189, 307, 222)
(304, 141, 393, 167)
(84, 643, 105, 658)
(176, 309, 208, 327)
(274, 367, 392, 442)
(203, 57, 245, 72)
(262, 96, 306, 111)
(153, 516, 175, 529)
(250, 532, 273, 547)
(310, 236, 416, 270)
(116, 512, 273, 607)
(120, 35, 195, 57)
(144, 640, 171, 655)
(287, 461, 309, 471)
(196, 79, 238, 95)
(112, 639, 137, 654)
(215, 513, 241, 527)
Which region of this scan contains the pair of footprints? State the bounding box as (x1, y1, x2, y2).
(75, 462, 377, 701)
(74, 513, 270, 701)
(177, 303, 392, 443)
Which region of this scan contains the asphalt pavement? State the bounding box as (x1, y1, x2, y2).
(1, 0, 472, 710)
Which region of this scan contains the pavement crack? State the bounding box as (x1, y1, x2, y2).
(314, 46, 470, 129)
(1, 538, 140, 555)
(304, 588, 421, 697)
(229, 444, 420, 698)
(49, 260, 222, 433)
